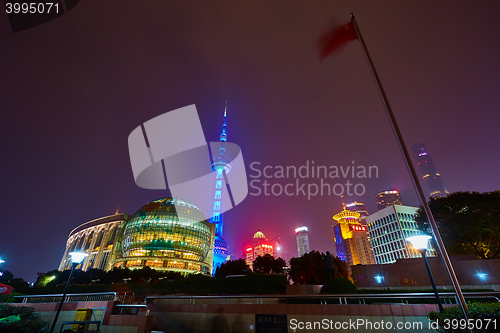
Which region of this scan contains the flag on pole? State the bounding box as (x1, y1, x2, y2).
(0, 283, 13, 295)
(320, 21, 358, 59)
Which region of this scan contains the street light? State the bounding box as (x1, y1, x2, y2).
(49, 251, 88, 333)
(407, 235, 444, 313)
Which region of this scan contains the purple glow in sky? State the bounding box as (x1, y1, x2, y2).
(1, 1, 499, 282)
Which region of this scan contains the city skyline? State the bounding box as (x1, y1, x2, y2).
(1, 1, 499, 281)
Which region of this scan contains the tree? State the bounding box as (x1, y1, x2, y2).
(415, 191, 500, 259)
(0, 270, 29, 292)
(215, 259, 249, 278)
(252, 254, 286, 274)
(289, 250, 349, 285)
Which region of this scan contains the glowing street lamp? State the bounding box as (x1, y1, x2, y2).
(49, 252, 88, 333)
(407, 235, 443, 313)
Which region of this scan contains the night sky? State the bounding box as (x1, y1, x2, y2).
(1, 1, 499, 282)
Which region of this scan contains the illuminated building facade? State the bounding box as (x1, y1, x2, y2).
(116, 198, 214, 275)
(295, 227, 310, 257)
(58, 198, 215, 275)
(210, 105, 231, 271)
(375, 188, 404, 210)
(245, 231, 274, 270)
(411, 143, 449, 198)
(366, 205, 436, 265)
(346, 201, 369, 225)
(58, 213, 129, 272)
(332, 204, 375, 269)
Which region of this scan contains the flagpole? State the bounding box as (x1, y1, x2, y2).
(349, 13, 472, 326)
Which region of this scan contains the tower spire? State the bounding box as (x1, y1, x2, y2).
(220, 100, 227, 142)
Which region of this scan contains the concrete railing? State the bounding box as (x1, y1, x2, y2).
(145, 291, 500, 305)
(14, 292, 117, 304)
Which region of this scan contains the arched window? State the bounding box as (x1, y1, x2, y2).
(74, 235, 85, 252)
(84, 232, 94, 251)
(94, 230, 104, 249)
(106, 227, 118, 246)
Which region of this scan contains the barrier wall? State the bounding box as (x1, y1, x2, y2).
(10, 301, 153, 333)
(148, 303, 443, 332)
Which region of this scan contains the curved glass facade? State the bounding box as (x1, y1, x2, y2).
(115, 198, 214, 275)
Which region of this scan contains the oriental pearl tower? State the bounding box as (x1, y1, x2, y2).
(210, 103, 231, 272)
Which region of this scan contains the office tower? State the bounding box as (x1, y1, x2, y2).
(245, 231, 274, 270)
(411, 143, 449, 198)
(366, 205, 436, 265)
(375, 188, 404, 210)
(295, 226, 310, 257)
(332, 204, 375, 268)
(210, 105, 231, 270)
(346, 201, 369, 225)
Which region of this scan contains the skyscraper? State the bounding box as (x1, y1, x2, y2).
(375, 188, 404, 211)
(245, 231, 274, 270)
(366, 204, 436, 264)
(210, 105, 231, 270)
(411, 143, 449, 198)
(295, 226, 310, 257)
(345, 201, 369, 225)
(332, 204, 375, 268)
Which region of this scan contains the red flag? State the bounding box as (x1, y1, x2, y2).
(0, 283, 14, 295)
(320, 21, 358, 59)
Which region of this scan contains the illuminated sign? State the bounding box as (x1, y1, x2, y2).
(246, 247, 252, 252)
(350, 225, 366, 231)
(295, 226, 308, 233)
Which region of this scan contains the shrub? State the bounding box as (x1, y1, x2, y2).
(0, 304, 47, 333)
(428, 302, 500, 333)
(320, 277, 357, 294)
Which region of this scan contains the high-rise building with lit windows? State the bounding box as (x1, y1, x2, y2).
(210, 105, 231, 271)
(375, 189, 404, 211)
(366, 204, 436, 265)
(411, 143, 449, 198)
(245, 231, 274, 270)
(295, 227, 310, 257)
(332, 204, 375, 269)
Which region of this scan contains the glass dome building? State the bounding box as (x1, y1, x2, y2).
(113, 198, 215, 275)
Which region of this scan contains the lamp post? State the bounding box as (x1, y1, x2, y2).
(407, 235, 443, 313)
(49, 252, 88, 333)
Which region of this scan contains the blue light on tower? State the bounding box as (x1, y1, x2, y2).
(211, 103, 231, 272)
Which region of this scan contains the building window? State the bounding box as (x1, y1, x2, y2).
(99, 252, 111, 270)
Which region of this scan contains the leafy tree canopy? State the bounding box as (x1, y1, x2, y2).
(415, 191, 500, 259)
(215, 259, 249, 278)
(252, 254, 286, 274)
(289, 250, 348, 285)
